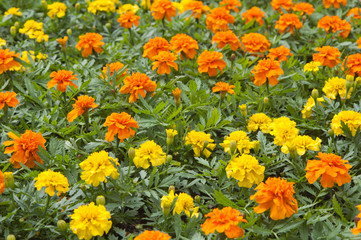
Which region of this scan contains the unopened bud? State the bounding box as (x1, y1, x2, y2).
(166, 155, 172, 163)
(57, 220, 67, 232)
(346, 79, 353, 89)
(80, 183, 86, 191)
(92, 26, 96, 31)
(239, 104, 247, 118)
(66, 29, 72, 36)
(263, 97, 269, 104)
(19, 218, 25, 223)
(4, 172, 15, 189)
(346, 75, 354, 82)
(128, 147, 135, 161)
(135, 224, 143, 230)
(253, 141, 260, 155)
(328, 129, 334, 138)
(169, 185, 175, 192)
(14, 22, 20, 29)
(6, 235, 16, 240)
(229, 140, 237, 155)
(10, 26, 16, 37)
(96, 195, 106, 205)
(356, 77, 361, 87)
(302, 15, 307, 22)
(230, 53, 236, 62)
(75, 3, 81, 11)
(311, 89, 319, 99)
(194, 195, 201, 203)
(105, 23, 111, 30)
(41, 0, 47, 9)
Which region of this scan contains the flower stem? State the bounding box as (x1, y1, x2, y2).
(3, 104, 9, 123)
(103, 182, 107, 194)
(44, 194, 51, 217)
(84, 110, 89, 132)
(128, 28, 134, 45)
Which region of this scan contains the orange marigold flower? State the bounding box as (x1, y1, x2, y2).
(150, 0, 177, 21)
(143, 37, 170, 60)
(117, 12, 140, 29)
(120, 72, 157, 103)
(250, 177, 298, 220)
(313, 46, 340, 68)
(347, 7, 361, 20)
(305, 152, 352, 188)
(0, 170, 4, 194)
(3, 130, 46, 168)
(212, 30, 241, 51)
(47, 70, 78, 92)
(201, 207, 248, 238)
(352, 205, 361, 235)
(56, 36, 68, 49)
(275, 13, 302, 34)
(0, 91, 19, 110)
(172, 87, 182, 100)
(219, 0, 241, 13)
(241, 33, 270, 53)
(103, 112, 139, 142)
(317, 15, 351, 38)
(271, 0, 293, 12)
(267, 46, 293, 62)
(206, 7, 235, 33)
(0, 49, 21, 74)
(183, 1, 210, 19)
(197, 50, 226, 77)
(170, 33, 199, 60)
(358, 37, 361, 49)
(75, 33, 104, 58)
(152, 51, 178, 75)
(212, 82, 235, 95)
(101, 62, 127, 80)
(242, 7, 266, 25)
(344, 53, 361, 77)
(67, 95, 98, 122)
(292, 2, 314, 15)
(134, 230, 171, 240)
(251, 58, 284, 86)
(322, 0, 347, 9)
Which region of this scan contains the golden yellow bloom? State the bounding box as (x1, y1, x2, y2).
(34, 169, 69, 196)
(220, 131, 256, 155)
(304, 61, 321, 72)
(184, 130, 216, 158)
(133, 140, 166, 169)
(161, 189, 177, 214)
(47, 2, 67, 19)
(323, 77, 352, 100)
(247, 113, 272, 133)
(118, 4, 140, 14)
(281, 135, 321, 156)
(173, 192, 195, 217)
(270, 117, 299, 146)
(301, 96, 325, 119)
(19, 20, 48, 42)
(0, 38, 5, 47)
(331, 111, 361, 136)
(4, 7, 22, 17)
(88, 0, 116, 14)
(226, 154, 265, 188)
(166, 129, 178, 138)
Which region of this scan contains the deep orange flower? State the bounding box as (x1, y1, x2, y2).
(0, 170, 4, 194)
(206, 7, 235, 33)
(317, 15, 351, 38)
(117, 12, 140, 28)
(241, 33, 270, 53)
(219, 0, 241, 13)
(212, 82, 235, 95)
(101, 62, 127, 80)
(271, 0, 293, 12)
(292, 2, 314, 15)
(305, 152, 352, 188)
(183, 1, 210, 19)
(0, 91, 19, 110)
(150, 0, 176, 21)
(152, 51, 178, 75)
(172, 87, 182, 99)
(3, 130, 46, 168)
(267, 46, 292, 62)
(143, 37, 170, 60)
(347, 7, 361, 20)
(103, 112, 139, 142)
(313, 46, 340, 68)
(134, 230, 171, 240)
(275, 13, 302, 34)
(343, 53, 361, 76)
(250, 177, 298, 220)
(0, 49, 21, 74)
(352, 205, 361, 235)
(120, 72, 157, 103)
(251, 58, 284, 86)
(201, 207, 248, 238)
(322, 0, 346, 9)
(242, 7, 266, 25)
(75, 33, 104, 58)
(47, 70, 78, 92)
(197, 50, 226, 77)
(170, 33, 199, 60)
(56, 36, 68, 49)
(212, 30, 241, 51)
(67, 95, 98, 122)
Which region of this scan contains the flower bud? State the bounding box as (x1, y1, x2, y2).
(169, 185, 175, 192)
(57, 220, 67, 232)
(239, 104, 247, 118)
(41, 0, 47, 9)
(302, 15, 307, 22)
(10, 26, 16, 37)
(96, 195, 106, 205)
(194, 195, 201, 203)
(346, 75, 354, 82)
(75, 3, 81, 11)
(346, 78, 353, 89)
(263, 97, 269, 104)
(253, 141, 260, 155)
(66, 29, 72, 36)
(135, 224, 143, 230)
(7, 235, 16, 240)
(128, 147, 135, 161)
(14, 22, 20, 29)
(80, 183, 86, 191)
(356, 77, 361, 87)
(19, 218, 25, 223)
(311, 89, 319, 99)
(328, 129, 334, 138)
(230, 53, 236, 62)
(229, 140, 237, 155)
(166, 155, 173, 163)
(105, 23, 111, 30)
(4, 172, 15, 189)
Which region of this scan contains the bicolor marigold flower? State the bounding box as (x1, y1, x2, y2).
(251, 58, 284, 86)
(143, 37, 170, 60)
(219, 0, 241, 13)
(271, 0, 293, 12)
(344, 53, 361, 77)
(331, 111, 361, 136)
(247, 113, 272, 133)
(317, 15, 351, 38)
(347, 7, 361, 20)
(117, 12, 140, 28)
(0, 170, 5, 194)
(170, 33, 199, 60)
(134, 230, 171, 240)
(88, 0, 116, 14)
(183, 1, 210, 18)
(47, 2, 67, 19)
(352, 205, 361, 235)
(322, 77, 351, 100)
(0, 91, 19, 110)
(212, 30, 241, 51)
(197, 50, 226, 77)
(133, 140, 166, 169)
(241, 33, 270, 53)
(119, 72, 157, 103)
(269, 116, 299, 146)
(305, 152, 352, 188)
(206, 7, 235, 33)
(220, 130, 256, 155)
(150, 0, 177, 21)
(313, 46, 340, 68)
(212, 82, 235, 96)
(173, 192, 195, 216)
(250, 177, 298, 220)
(75, 33, 104, 58)
(3, 130, 46, 168)
(185, 130, 216, 158)
(292, 2, 314, 15)
(0, 49, 21, 74)
(67, 95, 98, 122)
(103, 112, 139, 142)
(267, 46, 293, 62)
(34, 170, 69, 196)
(152, 51, 178, 75)
(242, 7, 266, 25)
(47, 70, 78, 92)
(281, 135, 321, 156)
(303, 61, 321, 72)
(275, 13, 302, 34)
(4, 7, 22, 17)
(101, 62, 127, 80)
(322, 0, 347, 9)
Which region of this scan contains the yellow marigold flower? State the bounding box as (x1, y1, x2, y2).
(70, 202, 112, 240)
(4, 7, 22, 17)
(79, 151, 119, 187)
(19, 20, 43, 36)
(270, 117, 299, 146)
(166, 129, 178, 138)
(118, 4, 139, 14)
(88, 0, 116, 14)
(281, 135, 321, 156)
(226, 154, 265, 188)
(47, 2, 67, 19)
(173, 192, 195, 217)
(36, 52, 48, 60)
(161, 189, 177, 215)
(220, 130, 256, 155)
(322, 77, 352, 100)
(0, 38, 6, 47)
(34, 169, 69, 196)
(331, 110, 361, 136)
(301, 96, 325, 119)
(30, 30, 49, 42)
(304, 61, 321, 72)
(247, 113, 272, 133)
(133, 140, 166, 169)
(184, 130, 216, 158)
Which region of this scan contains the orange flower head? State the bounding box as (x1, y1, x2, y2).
(352, 205, 361, 235)
(152, 51, 178, 75)
(292, 2, 314, 15)
(201, 207, 248, 238)
(197, 50, 226, 77)
(347, 8, 361, 20)
(343, 53, 361, 77)
(250, 177, 298, 220)
(101, 62, 127, 80)
(241, 33, 270, 53)
(134, 230, 171, 240)
(0, 170, 4, 194)
(242, 7, 266, 25)
(75, 33, 104, 58)
(3, 130, 46, 168)
(67, 95, 98, 122)
(212, 81, 235, 95)
(313, 46, 341, 68)
(357, 37, 361, 49)
(322, 0, 347, 9)
(275, 13, 302, 34)
(117, 12, 140, 29)
(120, 72, 157, 103)
(56, 36, 68, 49)
(170, 33, 199, 60)
(0, 91, 19, 110)
(103, 112, 139, 142)
(219, 0, 241, 13)
(183, 1, 210, 19)
(305, 152, 352, 188)
(48, 70, 78, 92)
(251, 58, 284, 86)
(150, 0, 177, 21)
(143, 37, 170, 60)
(212, 30, 241, 51)
(271, 0, 293, 12)
(0, 49, 21, 74)
(172, 87, 182, 99)
(206, 7, 235, 33)
(267, 46, 293, 62)
(317, 16, 351, 38)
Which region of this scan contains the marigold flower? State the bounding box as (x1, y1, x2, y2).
(344, 53, 361, 77)
(271, 0, 293, 12)
(0, 91, 19, 110)
(119, 72, 157, 103)
(173, 192, 195, 216)
(206, 7, 235, 33)
(322, 0, 346, 8)
(152, 51, 178, 75)
(67, 95, 98, 122)
(56, 36, 68, 49)
(322, 77, 351, 100)
(172, 87, 182, 105)
(331, 111, 361, 136)
(267, 46, 293, 62)
(269, 116, 299, 146)
(352, 205, 361, 235)
(251, 58, 284, 86)
(301, 96, 325, 119)
(275, 13, 302, 34)
(47, 2, 67, 19)
(166, 129, 178, 138)
(247, 113, 272, 133)
(292, 2, 314, 15)
(201, 207, 248, 238)
(161, 189, 177, 214)
(118, 4, 140, 14)
(281, 135, 321, 156)
(317, 15, 351, 38)
(0, 49, 21, 74)
(185, 130, 216, 158)
(75, 33, 104, 58)
(48, 70, 77, 92)
(88, 0, 116, 14)
(3, 130, 46, 168)
(143, 37, 170, 60)
(133, 140, 166, 169)
(304, 61, 321, 72)
(103, 112, 139, 142)
(34, 170, 69, 196)
(212, 81, 235, 95)
(358, 37, 361, 49)
(220, 130, 256, 155)
(0, 38, 6, 47)
(4, 7, 22, 17)
(117, 12, 140, 28)
(197, 50, 226, 77)
(241, 33, 270, 53)
(101, 61, 127, 80)
(219, 0, 241, 13)
(305, 152, 351, 188)
(151, 0, 177, 21)
(134, 230, 171, 240)
(250, 177, 298, 220)
(212, 30, 241, 51)
(313, 46, 340, 68)
(183, 1, 210, 18)
(347, 7, 361, 20)
(70, 202, 112, 240)
(19, 20, 48, 42)
(0, 170, 4, 194)
(242, 7, 266, 25)
(170, 33, 199, 60)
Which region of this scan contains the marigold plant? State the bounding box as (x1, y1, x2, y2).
(184, 130, 216, 158)
(88, 0, 116, 14)
(183, 1, 210, 18)
(206, 7, 235, 33)
(271, 0, 293, 12)
(212, 30, 241, 51)
(269, 116, 299, 146)
(292, 2, 314, 15)
(347, 7, 361, 20)
(220, 130, 256, 155)
(322, 0, 346, 9)
(133, 140, 166, 169)
(212, 82, 235, 96)
(101, 61, 127, 80)
(67, 95, 98, 122)
(301, 96, 325, 119)
(103, 112, 139, 142)
(134, 230, 171, 240)
(313, 46, 340, 68)
(251, 58, 284, 86)
(352, 205, 361, 235)
(247, 113, 272, 133)
(150, 0, 177, 21)
(34, 170, 69, 196)
(0, 49, 21, 74)
(322, 77, 351, 100)
(143, 37, 170, 60)
(275, 13, 303, 34)
(75, 33, 104, 58)
(170, 33, 199, 60)
(197, 50, 226, 77)
(119, 72, 157, 103)
(304, 61, 321, 72)
(173, 192, 196, 216)
(0, 170, 5, 194)
(152, 51, 178, 75)
(117, 12, 140, 28)
(344, 53, 361, 77)
(219, 0, 241, 13)
(47, 2, 67, 19)
(47, 70, 78, 92)
(267, 46, 293, 62)
(281, 135, 321, 156)
(317, 15, 351, 38)
(242, 7, 266, 25)
(241, 33, 270, 53)
(0, 91, 19, 110)
(331, 111, 361, 136)
(4, 7, 22, 17)
(161, 189, 177, 215)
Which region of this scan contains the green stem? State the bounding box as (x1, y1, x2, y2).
(126, 158, 132, 179)
(266, 80, 270, 96)
(128, 28, 133, 45)
(84, 110, 89, 132)
(114, 136, 120, 157)
(3, 105, 9, 123)
(44, 194, 51, 217)
(103, 182, 107, 194)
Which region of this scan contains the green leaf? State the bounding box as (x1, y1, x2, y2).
(213, 190, 239, 209)
(332, 195, 345, 221)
